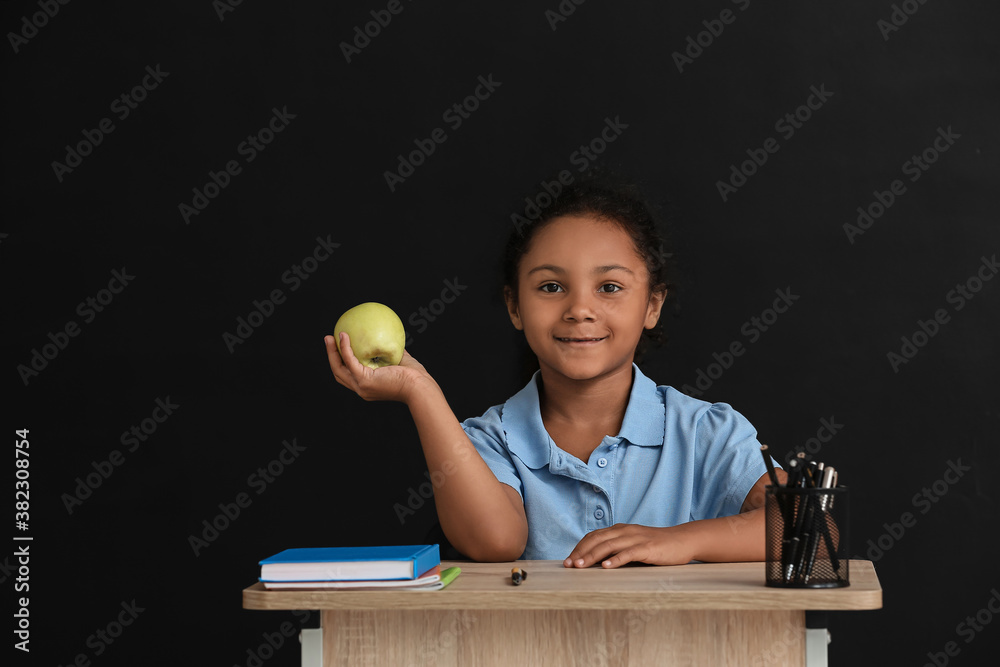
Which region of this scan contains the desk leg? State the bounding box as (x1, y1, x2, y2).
(320, 609, 807, 666)
(300, 627, 323, 667)
(805, 611, 830, 667)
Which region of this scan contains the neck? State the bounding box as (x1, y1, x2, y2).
(537, 364, 634, 432)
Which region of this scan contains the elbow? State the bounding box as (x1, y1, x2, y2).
(467, 540, 525, 563)
(453, 526, 526, 563)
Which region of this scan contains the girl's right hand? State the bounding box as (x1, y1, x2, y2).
(324, 332, 433, 404)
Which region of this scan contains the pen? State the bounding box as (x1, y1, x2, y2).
(760, 445, 780, 487)
(784, 536, 800, 583)
(785, 457, 803, 490)
(779, 457, 803, 581)
(511, 568, 527, 586)
(792, 489, 819, 582)
(803, 466, 838, 583)
(789, 456, 819, 582)
(820, 467, 842, 575)
(800, 512, 821, 583)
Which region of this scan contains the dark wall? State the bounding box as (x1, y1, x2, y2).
(6, 1, 998, 665)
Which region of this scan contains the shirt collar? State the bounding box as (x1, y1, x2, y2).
(500, 364, 665, 469)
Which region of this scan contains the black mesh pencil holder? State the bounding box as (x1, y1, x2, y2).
(765, 486, 849, 588)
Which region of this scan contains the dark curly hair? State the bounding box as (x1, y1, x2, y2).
(502, 169, 679, 365)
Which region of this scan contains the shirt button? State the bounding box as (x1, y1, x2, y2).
(597, 457, 608, 468)
(592, 485, 601, 493)
(594, 508, 605, 519)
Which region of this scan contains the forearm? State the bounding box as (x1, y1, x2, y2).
(673, 508, 767, 563)
(405, 380, 527, 561)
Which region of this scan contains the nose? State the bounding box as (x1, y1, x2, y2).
(563, 291, 597, 322)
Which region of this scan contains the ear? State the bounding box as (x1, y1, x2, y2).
(504, 286, 523, 331)
(644, 285, 667, 330)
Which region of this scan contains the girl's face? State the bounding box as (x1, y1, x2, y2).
(506, 214, 665, 383)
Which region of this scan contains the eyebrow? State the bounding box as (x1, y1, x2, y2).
(526, 264, 635, 276)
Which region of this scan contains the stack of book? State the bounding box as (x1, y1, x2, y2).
(258, 544, 458, 590)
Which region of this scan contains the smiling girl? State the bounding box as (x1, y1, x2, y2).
(325, 177, 782, 568)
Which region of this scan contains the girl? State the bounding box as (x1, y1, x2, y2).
(325, 178, 780, 568)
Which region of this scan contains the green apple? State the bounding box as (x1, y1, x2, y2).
(333, 302, 406, 369)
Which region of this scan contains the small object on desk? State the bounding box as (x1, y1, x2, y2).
(511, 567, 527, 586)
(438, 566, 461, 589)
(766, 452, 849, 588)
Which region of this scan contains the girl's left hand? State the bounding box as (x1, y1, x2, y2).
(564, 524, 695, 569)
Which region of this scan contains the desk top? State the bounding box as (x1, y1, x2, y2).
(243, 559, 882, 612)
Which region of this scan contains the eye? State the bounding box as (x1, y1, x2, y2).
(598, 284, 622, 293)
(540, 282, 563, 293)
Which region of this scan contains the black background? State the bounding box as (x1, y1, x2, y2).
(5, 0, 999, 665)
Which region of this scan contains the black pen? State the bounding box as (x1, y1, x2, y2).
(821, 467, 842, 576)
(803, 466, 838, 583)
(779, 457, 803, 580)
(785, 457, 803, 491)
(785, 536, 801, 583)
(789, 457, 819, 582)
(760, 445, 780, 487)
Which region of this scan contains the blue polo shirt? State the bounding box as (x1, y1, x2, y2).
(461, 365, 769, 560)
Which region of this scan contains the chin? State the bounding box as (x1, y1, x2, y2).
(543, 360, 624, 382)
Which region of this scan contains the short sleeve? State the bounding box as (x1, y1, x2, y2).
(691, 402, 768, 520)
(461, 407, 524, 500)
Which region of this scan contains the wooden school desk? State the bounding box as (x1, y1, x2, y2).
(242, 559, 882, 666)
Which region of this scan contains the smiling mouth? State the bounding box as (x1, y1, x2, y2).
(555, 337, 607, 342)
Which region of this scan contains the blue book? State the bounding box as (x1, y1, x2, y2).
(259, 544, 440, 582)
